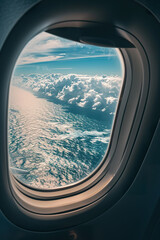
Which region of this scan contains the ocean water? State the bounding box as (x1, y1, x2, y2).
(9, 86, 113, 189)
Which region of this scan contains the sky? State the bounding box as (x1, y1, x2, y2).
(14, 32, 123, 76)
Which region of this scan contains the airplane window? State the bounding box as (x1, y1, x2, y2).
(8, 32, 124, 189)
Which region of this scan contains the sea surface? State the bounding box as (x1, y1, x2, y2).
(8, 86, 112, 189)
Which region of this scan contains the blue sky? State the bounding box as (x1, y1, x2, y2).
(14, 32, 123, 76)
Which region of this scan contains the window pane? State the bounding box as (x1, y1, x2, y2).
(8, 32, 124, 189)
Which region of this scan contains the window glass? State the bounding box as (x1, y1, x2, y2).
(8, 32, 123, 189)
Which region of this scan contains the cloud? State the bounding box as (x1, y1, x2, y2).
(13, 73, 123, 115)
(17, 32, 78, 65)
(16, 32, 118, 65)
(56, 53, 116, 61)
(22, 32, 77, 54)
(17, 55, 63, 65)
(17, 53, 115, 65)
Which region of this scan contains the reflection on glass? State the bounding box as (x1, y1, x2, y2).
(8, 32, 123, 189)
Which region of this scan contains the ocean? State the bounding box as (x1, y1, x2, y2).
(9, 85, 112, 189)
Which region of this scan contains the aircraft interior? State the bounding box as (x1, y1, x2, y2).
(0, 0, 160, 239)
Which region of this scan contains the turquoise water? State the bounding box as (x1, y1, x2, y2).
(9, 86, 112, 189)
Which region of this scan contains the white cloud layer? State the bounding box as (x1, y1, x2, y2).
(13, 73, 123, 115)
